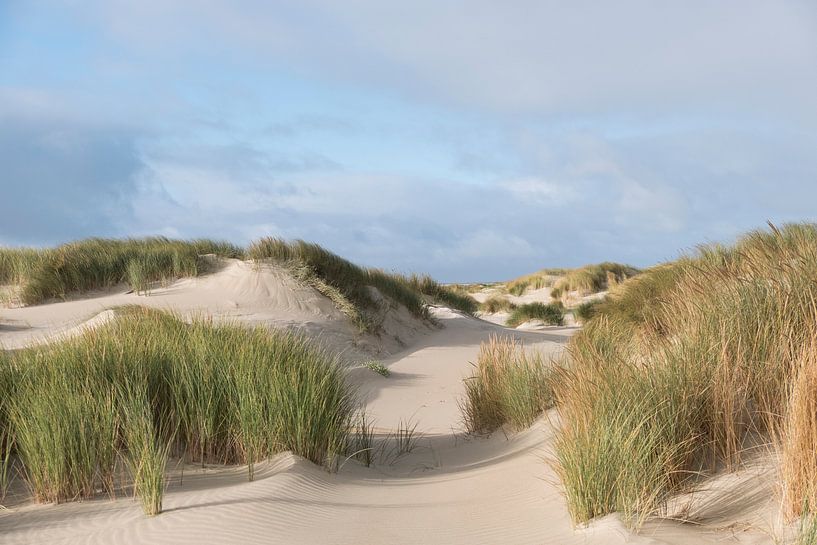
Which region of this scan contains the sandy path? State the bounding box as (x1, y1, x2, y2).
(0, 308, 781, 544)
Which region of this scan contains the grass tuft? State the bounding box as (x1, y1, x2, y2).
(551, 262, 639, 299)
(553, 222, 817, 527)
(1, 307, 355, 514)
(479, 296, 517, 314)
(573, 299, 604, 323)
(248, 238, 475, 331)
(506, 263, 638, 297)
(0, 237, 243, 305)
(461, 336, 553, 434)
(506, 302, 564, 327)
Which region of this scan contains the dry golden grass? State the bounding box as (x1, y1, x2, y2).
(782, 335, 817, 520)
(554, 222, 817, 527)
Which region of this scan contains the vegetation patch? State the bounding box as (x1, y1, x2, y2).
(0, 307, 355, 514)
(0, 237, 244, 305)
(507, 268, 567, 296)
(248, 238, 475, 331)
(506, 302, 565, 327)
(550, 262, 639, 300)
(573, 299, 604, 323)
(478, 296, 517, 314)
(1, 237, 472, 336)
(461, 336, 553, 434)
(553, 223, 817, 528)
(363, 360, 390, 377)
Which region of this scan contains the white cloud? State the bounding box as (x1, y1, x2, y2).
(502, 178, 576, 206)
(67, 1, 817, 118)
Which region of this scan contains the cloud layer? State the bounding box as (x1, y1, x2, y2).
(2, 1, 816, 280)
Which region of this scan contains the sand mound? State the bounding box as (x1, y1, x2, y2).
(0, 310, 779, 545)
(0, 259, 431, 357)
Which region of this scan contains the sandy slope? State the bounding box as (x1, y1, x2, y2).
(0, 272, 786, 544)
(0, 259, 429, 357)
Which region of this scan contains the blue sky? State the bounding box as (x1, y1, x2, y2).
(1, 1, 816, 281)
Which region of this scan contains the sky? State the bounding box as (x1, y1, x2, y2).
(1, 1, 817, 282)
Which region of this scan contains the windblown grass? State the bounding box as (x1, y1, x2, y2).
(0, 247, 49, 286)
(461, 336, 553, 434)
(573, 299, 603, 323)
(403, 275, 478, 315)
(507, 263, 638, 298)
(248, 238, 475, 330)
(0, 350, 13, 502)
(507, 268, 567, 296)
(798, 506, 817, 545)
(553, 222, 817, 527)
(0, 237, 243, 304)
(1, 307, 355, 514)
(506, 302, 564, 327)
(479, 296, 517, 314)
(550, 262, 639, 300)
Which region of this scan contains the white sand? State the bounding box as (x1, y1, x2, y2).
(0, 259, 430, 358)
(0, 265, 786, 544)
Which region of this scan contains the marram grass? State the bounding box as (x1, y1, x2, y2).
(461, 336, 553, 434)
(506, 263, 637, 297)
(0, 237, 243, 304)
(248, 237, 476, 331)
(553, 223, 817, 528)
(479, 296, 517, 314)
(2, 236, 470, 338)
(1, 307, 355, 514)
(506, 302, 564, 327)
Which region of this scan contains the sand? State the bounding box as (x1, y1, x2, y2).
(0, 259, 430, 358)
(0, 264, 788, 544)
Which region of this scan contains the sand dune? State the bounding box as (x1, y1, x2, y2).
(0, 269, 784, 544)
(0, 259, 430, 357)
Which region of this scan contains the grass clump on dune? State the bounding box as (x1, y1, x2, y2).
(573, 299, 604, 323)
(0, 247, 49, 286)
(461, 336, 553, 434)
(1, 307, 355, 514)
(402, 275, 478, 315)
(0, 237, 244, 304)
(507, 268, 567, 296)
(248, 238, 475, 330)
(553, 223, 817, 527)
(506, 263, 638, 298)
(550, 262, 639, 300)
(506, 302, 564, 327)
(479, 296, 517, 314)
(0, 351, 14, 501)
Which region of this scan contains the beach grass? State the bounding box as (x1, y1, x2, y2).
(553, 223, 817, 527)
(1, 307, 355, 514)
(507, 268, 567, 296)
(248, 238, 475, 331)
(550, 262, 639, 299)
(461, 336, 553, 434)
(0, 237, 244, 304)
(573, 299, 603, 323)
(0, 350, 14, 502)
(2, 236, 470, 335)
(506, 263, 639, 298)
(506, 302, 564, 327)
(479, 296, 517, 314)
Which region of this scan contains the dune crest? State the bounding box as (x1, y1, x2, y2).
(0, 259, 431, 357)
